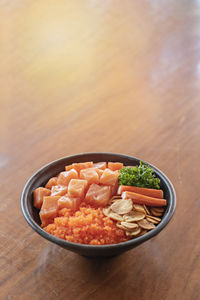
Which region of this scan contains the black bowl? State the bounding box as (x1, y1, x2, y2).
(21, 153, 176, 257)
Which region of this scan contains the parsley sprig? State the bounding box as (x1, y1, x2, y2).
(118, 161, 160, 189)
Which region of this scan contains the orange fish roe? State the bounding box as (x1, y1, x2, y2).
(44, 203, 128, 245)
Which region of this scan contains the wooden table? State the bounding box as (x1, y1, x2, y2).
(1, 1, 200, 299)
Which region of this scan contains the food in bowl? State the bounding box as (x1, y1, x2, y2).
(33, 161, 167, 245)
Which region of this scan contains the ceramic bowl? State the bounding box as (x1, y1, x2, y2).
(21, 153, 176, 257)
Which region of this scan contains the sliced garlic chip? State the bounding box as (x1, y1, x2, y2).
(133, 204, 146, 214)
(138, 219, 156, 230)
(151, 207, 165, 213)
(138, 229, 148, 236)
(123, 211, 145, 222)
(108, 212, 124, 222)
(150, 208, 164, 217)
(121, 222, 138, 231)
(125, 227, 141, 236)
(146, 215, 161, 224)
(102, 207, 111, 217)
(110, 199, 133, 215)
(143, 205, 150, 215)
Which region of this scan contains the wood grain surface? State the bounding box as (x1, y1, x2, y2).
(1, 1, 200, 299)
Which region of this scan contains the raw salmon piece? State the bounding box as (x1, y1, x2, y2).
(51, 185, 68, 196)
(85, 184, 111, 207)
(65, 164, 74, 171)
(93, 162, 107, 170)
(40, 196, 60, 227)
(95, 168, 104, 177)
(111, 181, 119, 196)
(45, 177, 58, 189)
(80, 168, 99, 185)
(33, 187, 51, 209)
(68, 179, 88, 198)
(108, 162, 123, 171)
(71, 162, 93, 173)
(58, 195, 81, 211)
(99, 168, 119, 186)
(57, 169, 78, 186)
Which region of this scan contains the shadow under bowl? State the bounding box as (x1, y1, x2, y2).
(21, 152, 176, 257)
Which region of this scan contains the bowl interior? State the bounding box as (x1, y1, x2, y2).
(21, 153, 176, 256)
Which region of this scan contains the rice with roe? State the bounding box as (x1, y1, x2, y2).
(44, 203, 128, 245)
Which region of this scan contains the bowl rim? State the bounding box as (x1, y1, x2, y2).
(21, 152, 176, 251)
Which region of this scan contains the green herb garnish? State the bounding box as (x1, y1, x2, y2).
(118, 161, 160, 189)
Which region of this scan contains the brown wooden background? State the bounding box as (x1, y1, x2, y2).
(1, 1, 200, 299)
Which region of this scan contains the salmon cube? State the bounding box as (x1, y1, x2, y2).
(93, 162, 107, 170)
(65, 164, 74, 171)
(80, 168, 99, 185)
(108, 162, 123, 171)
(85, 184, 111, 207)
(51, 185, 68, 196)
(111, 181, 119, 196)
(45, 177, 58, 189)
(40, 196, 60, 227)
(33, 187, 51, 209)
(99, 168, 119, 186)
(57, 169, 78, 186)
(95, 168, 104, 177)
(58, 195, 81, 211)
(68, 179, 88, 198)
(71, 162, 93, 173)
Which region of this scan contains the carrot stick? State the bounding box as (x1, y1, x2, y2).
(122, 191, 167, 207)
(118, 185, 163, 199)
